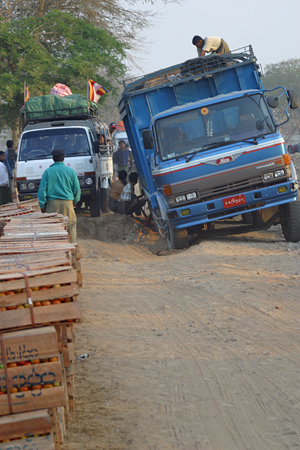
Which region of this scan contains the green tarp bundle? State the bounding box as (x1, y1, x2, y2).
(23, 94, 98, 120)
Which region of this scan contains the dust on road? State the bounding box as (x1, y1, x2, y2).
(61, 216, 300, 450)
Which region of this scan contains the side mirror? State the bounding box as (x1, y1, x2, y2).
(267, 96, 279, 109)
(142, 129, 153, 149)
(93, 141, 100, 154)
(287, 89, 299, 110)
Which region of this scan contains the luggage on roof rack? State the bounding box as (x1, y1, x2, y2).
(23, 94, 98, 122)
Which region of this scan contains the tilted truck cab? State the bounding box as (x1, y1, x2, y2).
(118, 46, 300, 249)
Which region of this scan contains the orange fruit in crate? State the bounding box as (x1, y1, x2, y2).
(31, 286, 39, 291)
(16, 305, 25, 309)
(42, 384, 54, 388)
(49, 357, 58, 362)
(0, 292, 6, 296)
(31, 385, 42, 390)
(7, 305, 17, 310)
(0, 307, 6, 311)
(41, 300, 51, 306)
(19, 386, 29, 392)
(52, 299, 61, 304)
(64, 297, 72, 302)
(30, 359, 40, 364)
(52, 284, 61, 288)
(34, 301, 42, 307)
(6, 291, 15, 295)
(10, 387, 18, 393)
(7, 363, 18, 368)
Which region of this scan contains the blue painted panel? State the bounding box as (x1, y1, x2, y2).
(147, 88, 174, 116)
(175, 78, 216, 105)
(236, 65, 261, 90)
(130, 95, 151, 129)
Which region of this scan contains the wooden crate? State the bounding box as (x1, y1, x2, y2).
(0, 328, 67, 416)
(0, 267, 81, 331)
(0, 409, 52, 441)
(0, 242, 82, 287)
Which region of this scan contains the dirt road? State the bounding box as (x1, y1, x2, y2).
(61, 216, 300, 450)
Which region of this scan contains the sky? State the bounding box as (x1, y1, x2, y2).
(131, 0, 300, 77)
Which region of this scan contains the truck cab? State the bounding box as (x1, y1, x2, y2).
(119, 46, 300, 248)
(17, 95, 113, 216)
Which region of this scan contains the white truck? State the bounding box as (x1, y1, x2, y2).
(16, 94, 113, 216)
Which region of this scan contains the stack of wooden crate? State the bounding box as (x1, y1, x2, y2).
(0, 200, 82, 449)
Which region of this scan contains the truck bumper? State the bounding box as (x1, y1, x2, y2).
(18, 188, 97, 202)
(167, 180, 299, 230)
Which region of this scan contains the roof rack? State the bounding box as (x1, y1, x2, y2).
(123, 45, 257, 94)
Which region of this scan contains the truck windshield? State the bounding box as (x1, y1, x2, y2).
(19, 128, 91, 161)
(155, 94, 276, 161)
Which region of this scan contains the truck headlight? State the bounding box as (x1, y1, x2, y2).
(175, 195, 186, 203)
(27, 182, 35, 190)
(274, 169, 285, 178)
(19, 183, 27, 191)
(263, 172, 274, 181)
(85, 177, 93, 185)
(186, 192, 197, 201)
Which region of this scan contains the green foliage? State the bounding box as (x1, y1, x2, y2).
(0, 10, 127, 132)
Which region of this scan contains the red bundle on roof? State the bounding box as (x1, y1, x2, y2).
(50, 83, 72, 97)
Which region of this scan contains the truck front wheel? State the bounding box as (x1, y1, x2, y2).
(167, 223, 188, 250)
(281, 195, 300, 242)
(90, 194, 101, 217)
(100, 188, 110, 213)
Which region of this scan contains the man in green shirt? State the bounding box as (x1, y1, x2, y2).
(38, 149, 81, 243)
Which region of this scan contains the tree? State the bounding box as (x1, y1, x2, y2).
(0, 0, 181, 51)
(0, 10, 127, 140)
(263, 59, 300, 142)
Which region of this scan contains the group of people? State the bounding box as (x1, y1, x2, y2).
(0, 140, 16, 206)
(108, 170, 146, 217)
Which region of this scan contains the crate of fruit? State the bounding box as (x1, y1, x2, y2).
(0, 327, 67, 416)
(0, 409, 55, 449)
(0, 266, 81, 332)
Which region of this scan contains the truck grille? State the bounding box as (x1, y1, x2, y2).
(200, 175, 265, 202)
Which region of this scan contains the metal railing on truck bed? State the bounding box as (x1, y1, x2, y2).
(122, 45, 258, 94)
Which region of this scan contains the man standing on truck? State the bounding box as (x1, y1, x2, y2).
(192, 36, 230, 57)
(37, 149, 81, 243)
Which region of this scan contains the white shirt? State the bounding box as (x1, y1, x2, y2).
(0, 161, 9, 186)
(197, 36, 222, 56)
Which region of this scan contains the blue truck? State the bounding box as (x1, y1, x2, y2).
(118, 46, 300, 249)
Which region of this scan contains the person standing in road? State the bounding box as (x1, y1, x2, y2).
(192, 36, 230, 57)
(113, 140, 131, 174)
(3, 146, 14, 193)
(0, 151, 12, 205)
(38, 149, 81, 243)
(5, 140, 16, 173)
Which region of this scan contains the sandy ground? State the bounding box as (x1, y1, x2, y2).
(60, 209, 300, 450)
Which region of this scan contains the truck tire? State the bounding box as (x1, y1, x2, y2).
(167, 223, 188, 250)
(281, 196, 300, 242)
(100, 188, 110, 213)
(90, 194, 101, 217)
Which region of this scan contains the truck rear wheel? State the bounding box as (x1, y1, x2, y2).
(100, 188, 110, 213)
(90, 194, 101, 217)
(167, 223, 188, 250)
(281, 196, 300, 242)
